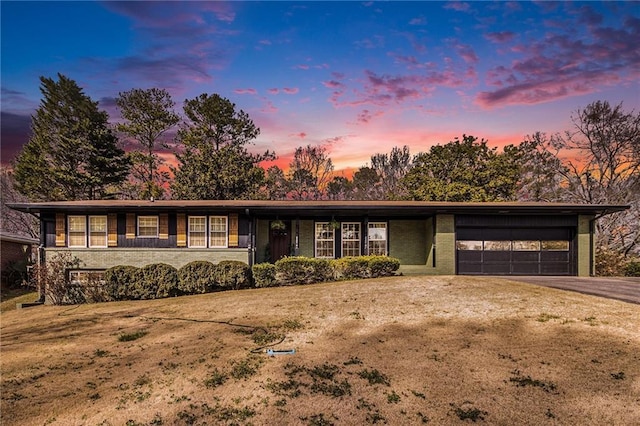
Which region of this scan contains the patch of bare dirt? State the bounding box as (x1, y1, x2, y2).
(1, 276, 639, 425)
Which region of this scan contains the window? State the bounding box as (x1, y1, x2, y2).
(188, 216, 207, 248)
(137, 216, 159, 238)
(68, 216, 86, 247)
(368, 222, 387, 256)
(69, 270, 105, 285)
(89, 216, 107, 248)
(315, 222, 335, 258)
(209, 216, 228, 248)
(484, 241, 511, 251)
(342, 223, 361, 257)
(456, 240, 483, 250)
(541, 240, 570, 251)
(513, 240, 541, 251)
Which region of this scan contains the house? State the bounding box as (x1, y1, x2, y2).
(7, 200, 628, 280)
(0, 232, 39, 288)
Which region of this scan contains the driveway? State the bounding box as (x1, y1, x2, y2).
(503, 276, 640, 305)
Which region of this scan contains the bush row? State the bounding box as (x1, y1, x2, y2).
(253, 255, 400, 287)
(42, 254, 400, 304)
(103, 260, 252, 301)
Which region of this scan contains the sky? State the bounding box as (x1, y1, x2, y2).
(2, 1, 639, 174)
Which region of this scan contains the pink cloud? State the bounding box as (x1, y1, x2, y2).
(443, 2, 471, 12)
(289, 132, 307, 139)
(268, 88, 279, 95)
(409, 16, 426, 26)
(455, 43, 478, 64)
(477, 14, 640, 107)
(328, 68, 469, 109)
(355, 109, 385, 124)
(484, 31, 516, 43)
(322, 80, 344, 89)
(235, 88, 257, 95)
(283, 87, 299, 95)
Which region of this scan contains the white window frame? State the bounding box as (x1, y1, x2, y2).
(88, 215, 108, 248)
(341, 222, 361, 257)
(69, 270, 106, 285)
(188, 216, 207, 248)
(68, 215, 87, 248)
(137, 215, 159, 238)
(367, 222, 387, 256)
(209, 216, 228, 248)
(315, 222, 335, 259)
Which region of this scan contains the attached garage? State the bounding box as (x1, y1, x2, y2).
(455, 215, 576, 276)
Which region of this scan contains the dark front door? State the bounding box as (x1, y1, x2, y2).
(270, 221, 291, 262)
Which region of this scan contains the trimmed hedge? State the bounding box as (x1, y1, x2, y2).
(178, 261, 217, 294)
(135, 263, 179, 299)
(252, 263, 277, 288)
(216, 260, 252, 290)
(104, 265, 143, 301)
(368, 256, 401, 277)
(333, 256, 371, 279)
(333, 255, 400, 279)
(274, 256, 334, 285)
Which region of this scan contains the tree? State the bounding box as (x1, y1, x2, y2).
(553, 101, 640, 257)
(13, 74, 129, 201)
(351, 166, 381, 200)
(261, 165, 289, 200)
(116, 88, 179, 199)
(180, 93, 260, 150)
(171, 93, 273, 199)
(402, 135, 519, 202)
(370, 145, 412, 199)
(172, 144, 267, 200)
(1, 166, 38, 238)
(327, 176, 354, 200)
(287, 144, 334, 200)
(504, 132, 568, 202)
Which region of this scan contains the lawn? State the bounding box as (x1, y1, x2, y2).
(1, 276, 639, 425)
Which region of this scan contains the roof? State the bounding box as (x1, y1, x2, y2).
(0, 232, 39, 245)
(6, 200, 629, 217)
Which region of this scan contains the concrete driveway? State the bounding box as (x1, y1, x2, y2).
(503, 276, 640, 304)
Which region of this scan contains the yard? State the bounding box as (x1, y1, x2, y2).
(1, 276, 639, 425)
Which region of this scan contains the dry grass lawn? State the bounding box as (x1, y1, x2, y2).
(1, 276, 639, 425)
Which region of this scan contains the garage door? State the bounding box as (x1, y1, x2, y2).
(456, 228, 573, 276)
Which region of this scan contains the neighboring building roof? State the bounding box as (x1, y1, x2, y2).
(0, 232, 39, 245)
(6, 200, 629, 217)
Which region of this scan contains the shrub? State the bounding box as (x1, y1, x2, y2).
(275, 257, 333, 285)
(135, 263, 179, 299)
(216, 261, 252, 290)
(252, 263, 277, 288)
(332, 256, 400, 280)
(104, 265, 142, 301)
(333, 256, 371, 279)
(178, 261, 217, 294)
(26, 252, 81, 305)
(368, 256, 400, 278)
(595, 247, 626, 276)
(624, 260, 640, 277)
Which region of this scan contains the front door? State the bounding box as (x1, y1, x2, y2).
(269, 220, 291, 262)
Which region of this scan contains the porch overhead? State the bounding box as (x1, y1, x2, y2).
(7, 200, 629, 217)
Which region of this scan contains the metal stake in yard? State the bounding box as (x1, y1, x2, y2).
(266, 348, 296, 356)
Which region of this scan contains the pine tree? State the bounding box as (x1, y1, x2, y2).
(116, 88, 179, 199)
(171, 93, 273, 199)
(13, 74, 129, 201)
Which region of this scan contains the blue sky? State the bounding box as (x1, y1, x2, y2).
(2, 1, 639, 173)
